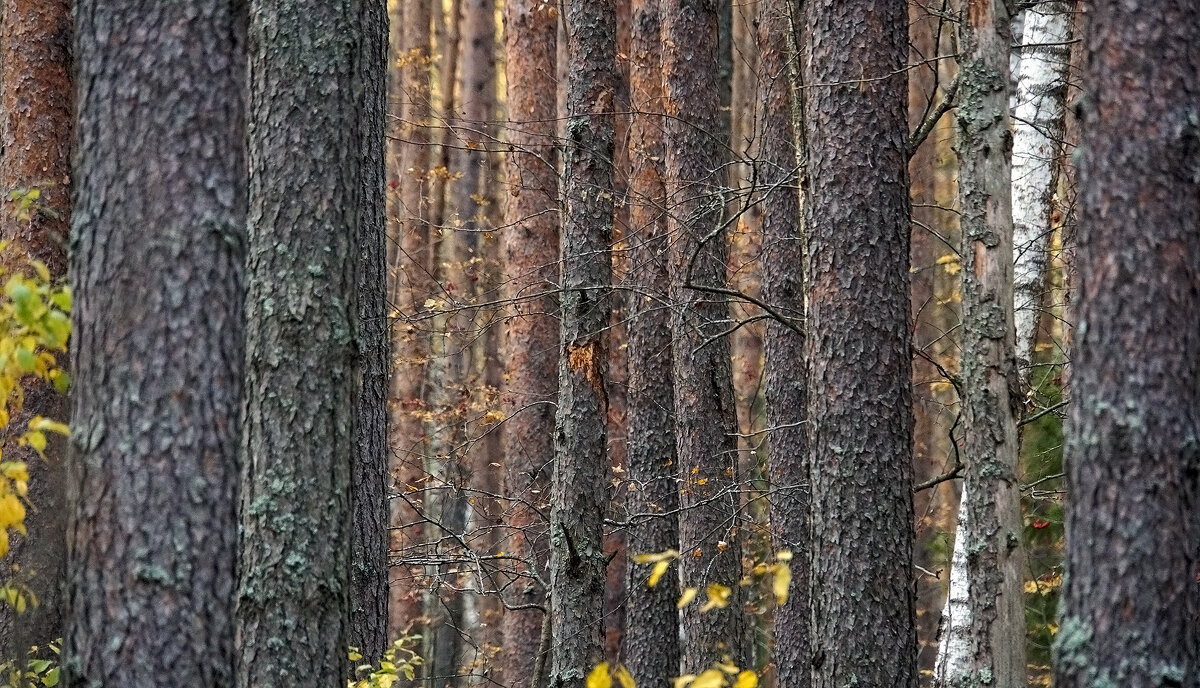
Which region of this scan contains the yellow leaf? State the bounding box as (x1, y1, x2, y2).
(29, 416, 69, 436)
(677, 587, 698, 609)
(673, 676, 697, 688)
(773, 562, 792, 605)
(614, 664, 636, 688)
(26, 431, 46, 454)
(0, 494, 24, 529)
(700, 584, 731, 612)
(631, 549, 678, 565)
(714, 662, 739, 675)
(775, 550, 793, 562)
(1024, 580, 1039, 594)
(587, 663, 613, 688)
(690, 669, 726, 688)
(936, 254, 962, 275)
(648, 559, 672, 588)
(733, 671, 758, 688)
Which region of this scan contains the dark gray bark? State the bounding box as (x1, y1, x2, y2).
(550, 1, 617, 685)
(0, 0, 71, 660)
(65, 2, 245, 685)
(661, 0, 746, 673)
(351, 0, 390, 664)
(499, 0, 559, 684)
(622, 0, 680, 683)
(802, 0, 917, 686)
(236, 0, 360, 685)
(1053, 2, 1200, 687)
(947, 2, 1027, 686)
(758, 0, 807, 685)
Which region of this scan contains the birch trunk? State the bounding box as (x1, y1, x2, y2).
(1011, 1, 1071, 371)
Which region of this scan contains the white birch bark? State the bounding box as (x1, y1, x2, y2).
(1011, 1, 1072, 370)
(935, 495, 972, 683)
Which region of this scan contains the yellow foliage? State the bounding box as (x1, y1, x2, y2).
(587, 663, 613, 688)
(677, 587, 698, 609)
(732, 671, 758, 688)
(0, 242, 72, 611)
(699, 584, 731, 612)
(690, 670, 726, 688)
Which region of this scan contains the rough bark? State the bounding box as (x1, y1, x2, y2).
(661, 0, 746, 673)
(758, 0, 807, 685)
(1053, 1, 1200, 686)
(942, 3, 1028, 686)
(1011, 1, 1071, 373)
(236, 0, 360, 684)
(802, 0, 917, 685)
(549, 1, 617, 685)
(0, 0, 70, 660)
(65, 2, 245, 684)
(500, 1, 559, 684)
(622, 0, 680, 683)
(351, 0, 390, 664)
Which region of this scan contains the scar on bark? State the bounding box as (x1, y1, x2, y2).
(567, 339, 607, 400)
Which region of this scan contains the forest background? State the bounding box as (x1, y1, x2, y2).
(0, 0, 1195, 687)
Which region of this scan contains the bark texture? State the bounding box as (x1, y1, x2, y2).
(758, 0, 807, 685)
(1053, 1, 1200, 686)
(550, 1, 618, 684)
(500, 1, 559, 684)
(661, 0, 746, 672)
(802, 0, 917, 685)
(622, 0, 680, 683)
(1011, 1, 1071, 371)
(352, 0, 390, 663)
(940, 3, 1028, 687)
(237, 1, 360, 684)
(65, 2, 245, 684)
(0, 0, 71, 659)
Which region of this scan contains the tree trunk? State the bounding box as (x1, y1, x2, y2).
(758, 0, 807, 685)
(943, 2, 1028, 685)
(65, 2, 245, 684)
(661, 0, 746, 673)
(622, 0, 680, 683)
(351, 0, 390, 664)
(0, 0, 70, 660)
(500, 1, 559, 684)
(236, 0, 360, 684)
(550, 1, 617, 684)
(1053, 2, 1200, 686)
(1011, 1, 1071, 373)
(802, 0, 917, 685)
(388, 0, 435, 642)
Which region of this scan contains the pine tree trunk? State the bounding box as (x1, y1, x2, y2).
(1011, 1, 1071, 372)
(387, 0, 435, 642)
(1053, 2, 1200, 686)
(65, 3, 245, 684)
(237, 1, 360, 684)
(351, 0, 390, 664)
(945, 3, 1028, 685)
(622, 0, 680, 682)
(550, 1, 617, 684)
(759, 0, 807, 685)
(500, 1, 559, 684)
(802, 0, 917, 685)
(0, 0, 71, 660)
(661, 0, 746, 672)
